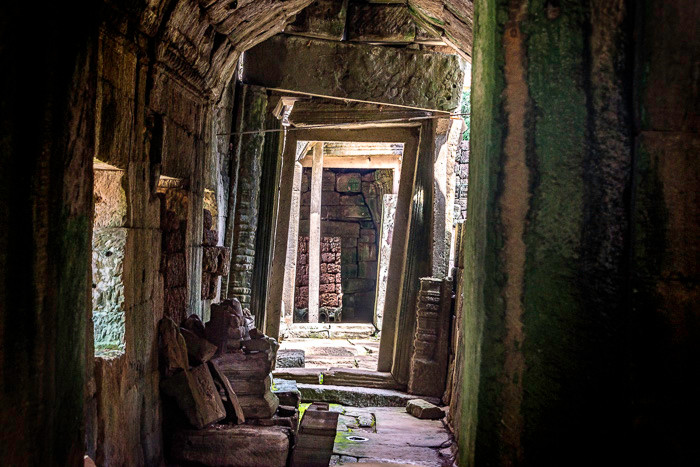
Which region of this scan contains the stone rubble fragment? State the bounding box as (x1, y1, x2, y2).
(406, 398, 445, 420)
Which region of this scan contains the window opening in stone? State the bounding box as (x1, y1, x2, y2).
(91, 161, 127, 358)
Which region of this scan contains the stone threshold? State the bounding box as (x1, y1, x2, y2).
(282, 323, 377, 339)
(273, 367, 404, 390)
(297, 383, 441, 408)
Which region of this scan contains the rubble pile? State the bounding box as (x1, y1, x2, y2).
(158, 298, 300, 466)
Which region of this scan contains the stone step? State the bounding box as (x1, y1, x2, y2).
(298, 383, 441, 408)
(273, 367, 404, 390)
(282, 323, 377, 339)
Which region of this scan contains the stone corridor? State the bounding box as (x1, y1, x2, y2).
(1, 1, 699, 466)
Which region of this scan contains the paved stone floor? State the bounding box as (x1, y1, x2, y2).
(279, 337, 380, 370)
(328, 405, 455, 466)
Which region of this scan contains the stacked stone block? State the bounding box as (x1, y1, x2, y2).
(161, 208, 188, 324)
(295, 236, 343, 313)
(201, 209, 230, 301)
(454, 140, 469, 222)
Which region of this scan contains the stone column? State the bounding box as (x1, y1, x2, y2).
(264, 133, 298, 339)
(281, 160, 304, 330)
(377, 133, 420, 372)
(456, 1, 648, 465)
(229, 85, 267, 311)
(307, 144, 324, 323)
(407, 277, 452, 397)
(390, 120, 435, 385)
(250, 105, 282, 328)
(432, 118, 465, 279)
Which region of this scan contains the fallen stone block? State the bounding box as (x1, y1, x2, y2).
(291, 402, 339, 467)
(158, 317, 189, 377)
(272, 378, 302, 408)
(161, 364, 226, 429)
(406, 399, 444, 420)
(182, 314, 206, 338)
(237, 391, 280, 419)
(170, 424, 291, 467)
(276, 349, 305, 368)
(207, 359, 245, 424)
(180, 327, 217, 364)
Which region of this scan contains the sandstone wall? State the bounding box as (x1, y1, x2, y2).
(297, 169, 383, 323)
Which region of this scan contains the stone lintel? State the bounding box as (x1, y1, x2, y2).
(242, 34, 464, 112)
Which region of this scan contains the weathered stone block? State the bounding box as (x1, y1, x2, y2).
(159, 317, 189, 376)
(320, 273, 335, 284)
(276, 351, 305, 370)
(344, 278, 376, 294)
(358, 242, 378, 261)
(360, 228, 376, 243)
(339, 194, 365, 205)
(164, 229, 183, 253)
(358, 261, 378, 279)
(215, 247, 231, 276)
(160, 364, 226, 429)
(170, 425, 290, 467)
(166, 253, 187, 288)
(237, 391, 280, 419)
(406, 399, 445, 420)
(207, 360, 245, 424)
(320, 294, 339, 307)
(180, 327, 218, 364)
(320, 283, 336, 293)
(323, 191, 340, 205)
(203, 229, 218, 246)
(285, 0, 348, 41)
(321, 252, 336, 263)
(202, 246, 219, 273)
(322, 171, 336, 191)
(242, 35, 465, 111)
(327, 263, 341, 274)
(336, 173, 362, 192)
(203, 209, 213, 230)
(341, 205, 371, 220)
(347, 2, 417, 42)
(164, 287, 188, 321)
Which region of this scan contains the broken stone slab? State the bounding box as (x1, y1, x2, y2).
(160, 364, 226, 429)
(212, 351, 274, 381)
(170, 424, 291, 467)
(297, 384, 440, 408)
(271, 378, 302, 408)
(180, 327, 218, 364)
(291, 402, 340, 467)
(276, 349, 305, 368)
(284, 0, 348, 41)
(158, 317, 189, 377)
(207, 359, 245, 424)
(237, 391, 280, 419)
(242, 35, 465, 112)
(406, 398, 445, 420)
(229, 374, 273, 396)
(182, 314, 206, 338)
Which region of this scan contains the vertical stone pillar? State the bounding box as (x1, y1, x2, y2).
(282, 161, 304, 329)
(432, 118, 465, 279)
(377, 133, 419, 372)
(407, 277, 452, 397)
(374, 194, 397, 330)
(250, 105, 282, 328)
(457, 1, 641, 465)
(229, 86, 267, 310)
(391, 120, 435, 385)
(264, 134, 299, 339)
(307, 144, 324, 323)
